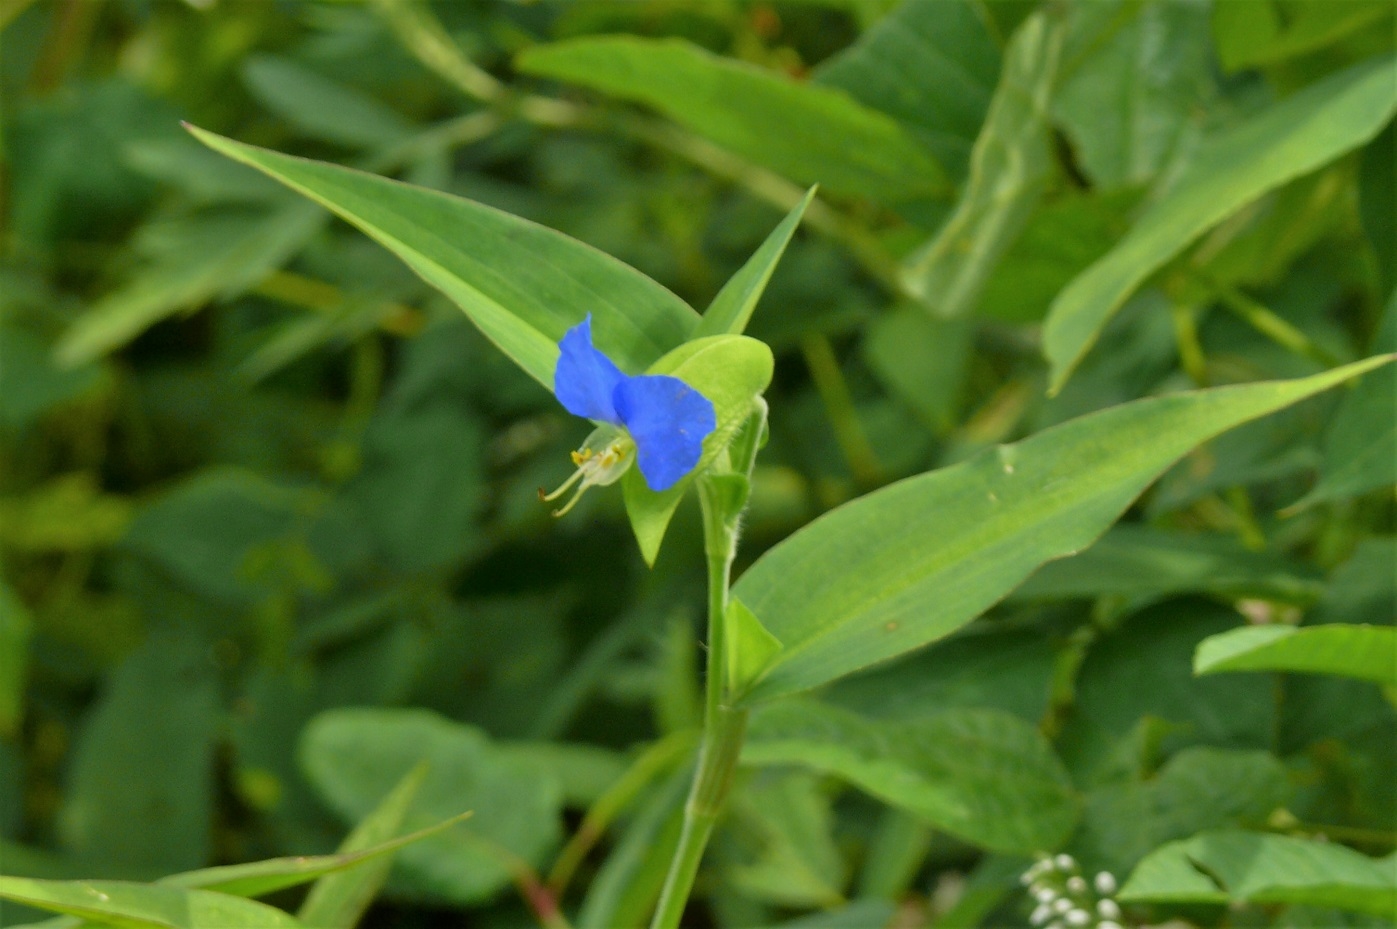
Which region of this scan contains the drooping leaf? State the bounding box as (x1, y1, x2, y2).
(0, 878, 306, 929)
(744, 700, 1079, 854)
(900, 12, 1063, 319)
(186, 126, 697, 386)
(812, 0, 1001, 181)
(516, 37, 948, 204)
(694, 188, 814, 339)
(1121, 830, 1397, 917)
(1043, 55, 1397, 393)
(731, 356, 1393, 704)
(1195, 624, 1397, 686)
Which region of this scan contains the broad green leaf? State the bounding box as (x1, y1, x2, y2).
(1292, 291, 1396, 508)
(1212, 0, 1394, 72)
(1012, 524, 1324, 604)
(1195, 624, 1397, 685)
(863, 309, 972, 431)
(812, 0, 1001, 181)
(0, 878, 305, 929)
(60, 634, 218, 874)
(1072, 748, 1291, 875)
(1121, 830, 1397, 917)
(1043, 55, 1397, 393)
(296, 765, 430, 928)
(300, 708, 561, 904)
(516, 37, 948, 204)
(55, 205, 323, 367)
(0, 578, 32, 737)
(743, 701, 1079, 854)
(732, 355, 1393, 704)
(901, 12, 1063, 318)
(694, 188, 814, 339)
(725, 598, 783, 696)
(241, 54, 413, 149)
(1055, 0, 1213, 190)
(186, 125, 697, 385)
(621, 335, 774, 565)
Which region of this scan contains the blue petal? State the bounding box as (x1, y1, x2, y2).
(613, 374, 717, 491)
(554, 315, 626, 424)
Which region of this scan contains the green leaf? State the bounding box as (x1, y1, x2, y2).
(516, 37, 948, 204)
(744, 701, 1078, 854)
(694, 188, 814, 339)
(295, 765, 430, 928)
(1121, 830, 1397, 917)
(0, 578, 32, 738)
(185, 125, 697, 386)
(1212, 0, 1394, 72)
(725, 598, 783, 696)
(240, 54, 413, 150)
(0, 878, 306, 929)
(863, 309, 972, 431)
(60, 634, 218, 874)
(727, 772, 845, 908)
(1292, 290, 1397, 508)
(1043, 55, 1397, 393)
(1195, 624, 1397, 685)
(299, 708, 561, 904)
(731, 356, 1393, 704)
(1055, 0, 1214, 190)
(622, 335, 774, 565)
(811, 0, 1001, 181)
(900, 12, 1063, 318)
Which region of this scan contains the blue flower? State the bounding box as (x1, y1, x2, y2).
(541, 316, 716, 515)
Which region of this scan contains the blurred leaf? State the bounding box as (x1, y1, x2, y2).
(901, 12, 1063, 318)
(1072, 747, 1291, 875)
(1012, 524, 1324, 604)
(622, 335, 774, 565)
(56, 205, 325, 366)
(1121, 829, 1397, 916)
(300, 708, 561, 904)
(1292, 291, 1397, 507)
(812, 0, 1000, 181)
(732, 357, 1393, 704)
(744, 700, 1079, 854)
(516, 36, 949, 204)
(863, 308, 972, 431)
(694, 189, 814, 339)
(0, 474, 133, 554)
(241, 54, 414, 149)
(1055, 0, 1213, 189)
(59, 634, 219, 874)
(1044, 55, 1397, 393)
(1360, 122, 1395, 296)
(186, 126, 697, 386)
(1196, 624, 1397, 685)
(1212, 0, 1394, 72)
(0, 878, 305, 929)
(0, 579, 32, 737)
(0, 324, 102, 430)
(728, 772, 845, 908)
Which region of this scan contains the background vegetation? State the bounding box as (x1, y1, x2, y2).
(0, 0, 1393, 927)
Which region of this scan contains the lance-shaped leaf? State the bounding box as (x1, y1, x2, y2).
(185, 126, 697, 386)
(731, 355, 1394, 704)
(516, 37, 948, 204)
(0, 878, 306, 929)
(1043, 54, 1397, 393)
(1194, 624, 1397, 686)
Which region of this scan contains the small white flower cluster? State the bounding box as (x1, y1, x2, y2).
(1020, 853, 1125, 929)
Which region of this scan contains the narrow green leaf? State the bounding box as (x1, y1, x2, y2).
(724, 598, 783, 695)
(743, 700, 1079, 854)
(1213, 0, 1394, 72)
(516, 37, 948, 204)
(1043, 55, 1397, 393)
(185, 125, 697, 386)
(733, 356, 1394, 704)
(694, 188, 814, 339)
(622, 336, 774, 565)
(1122, 830, 1397, 917)
(812, 0, 1001, 181)
(241, 54, 413, 149)
(0, 878, 306, 929)
(901, 12, 1063, 318)
(1195, 624, 1397, 685)
(295, 764, 431, 928)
